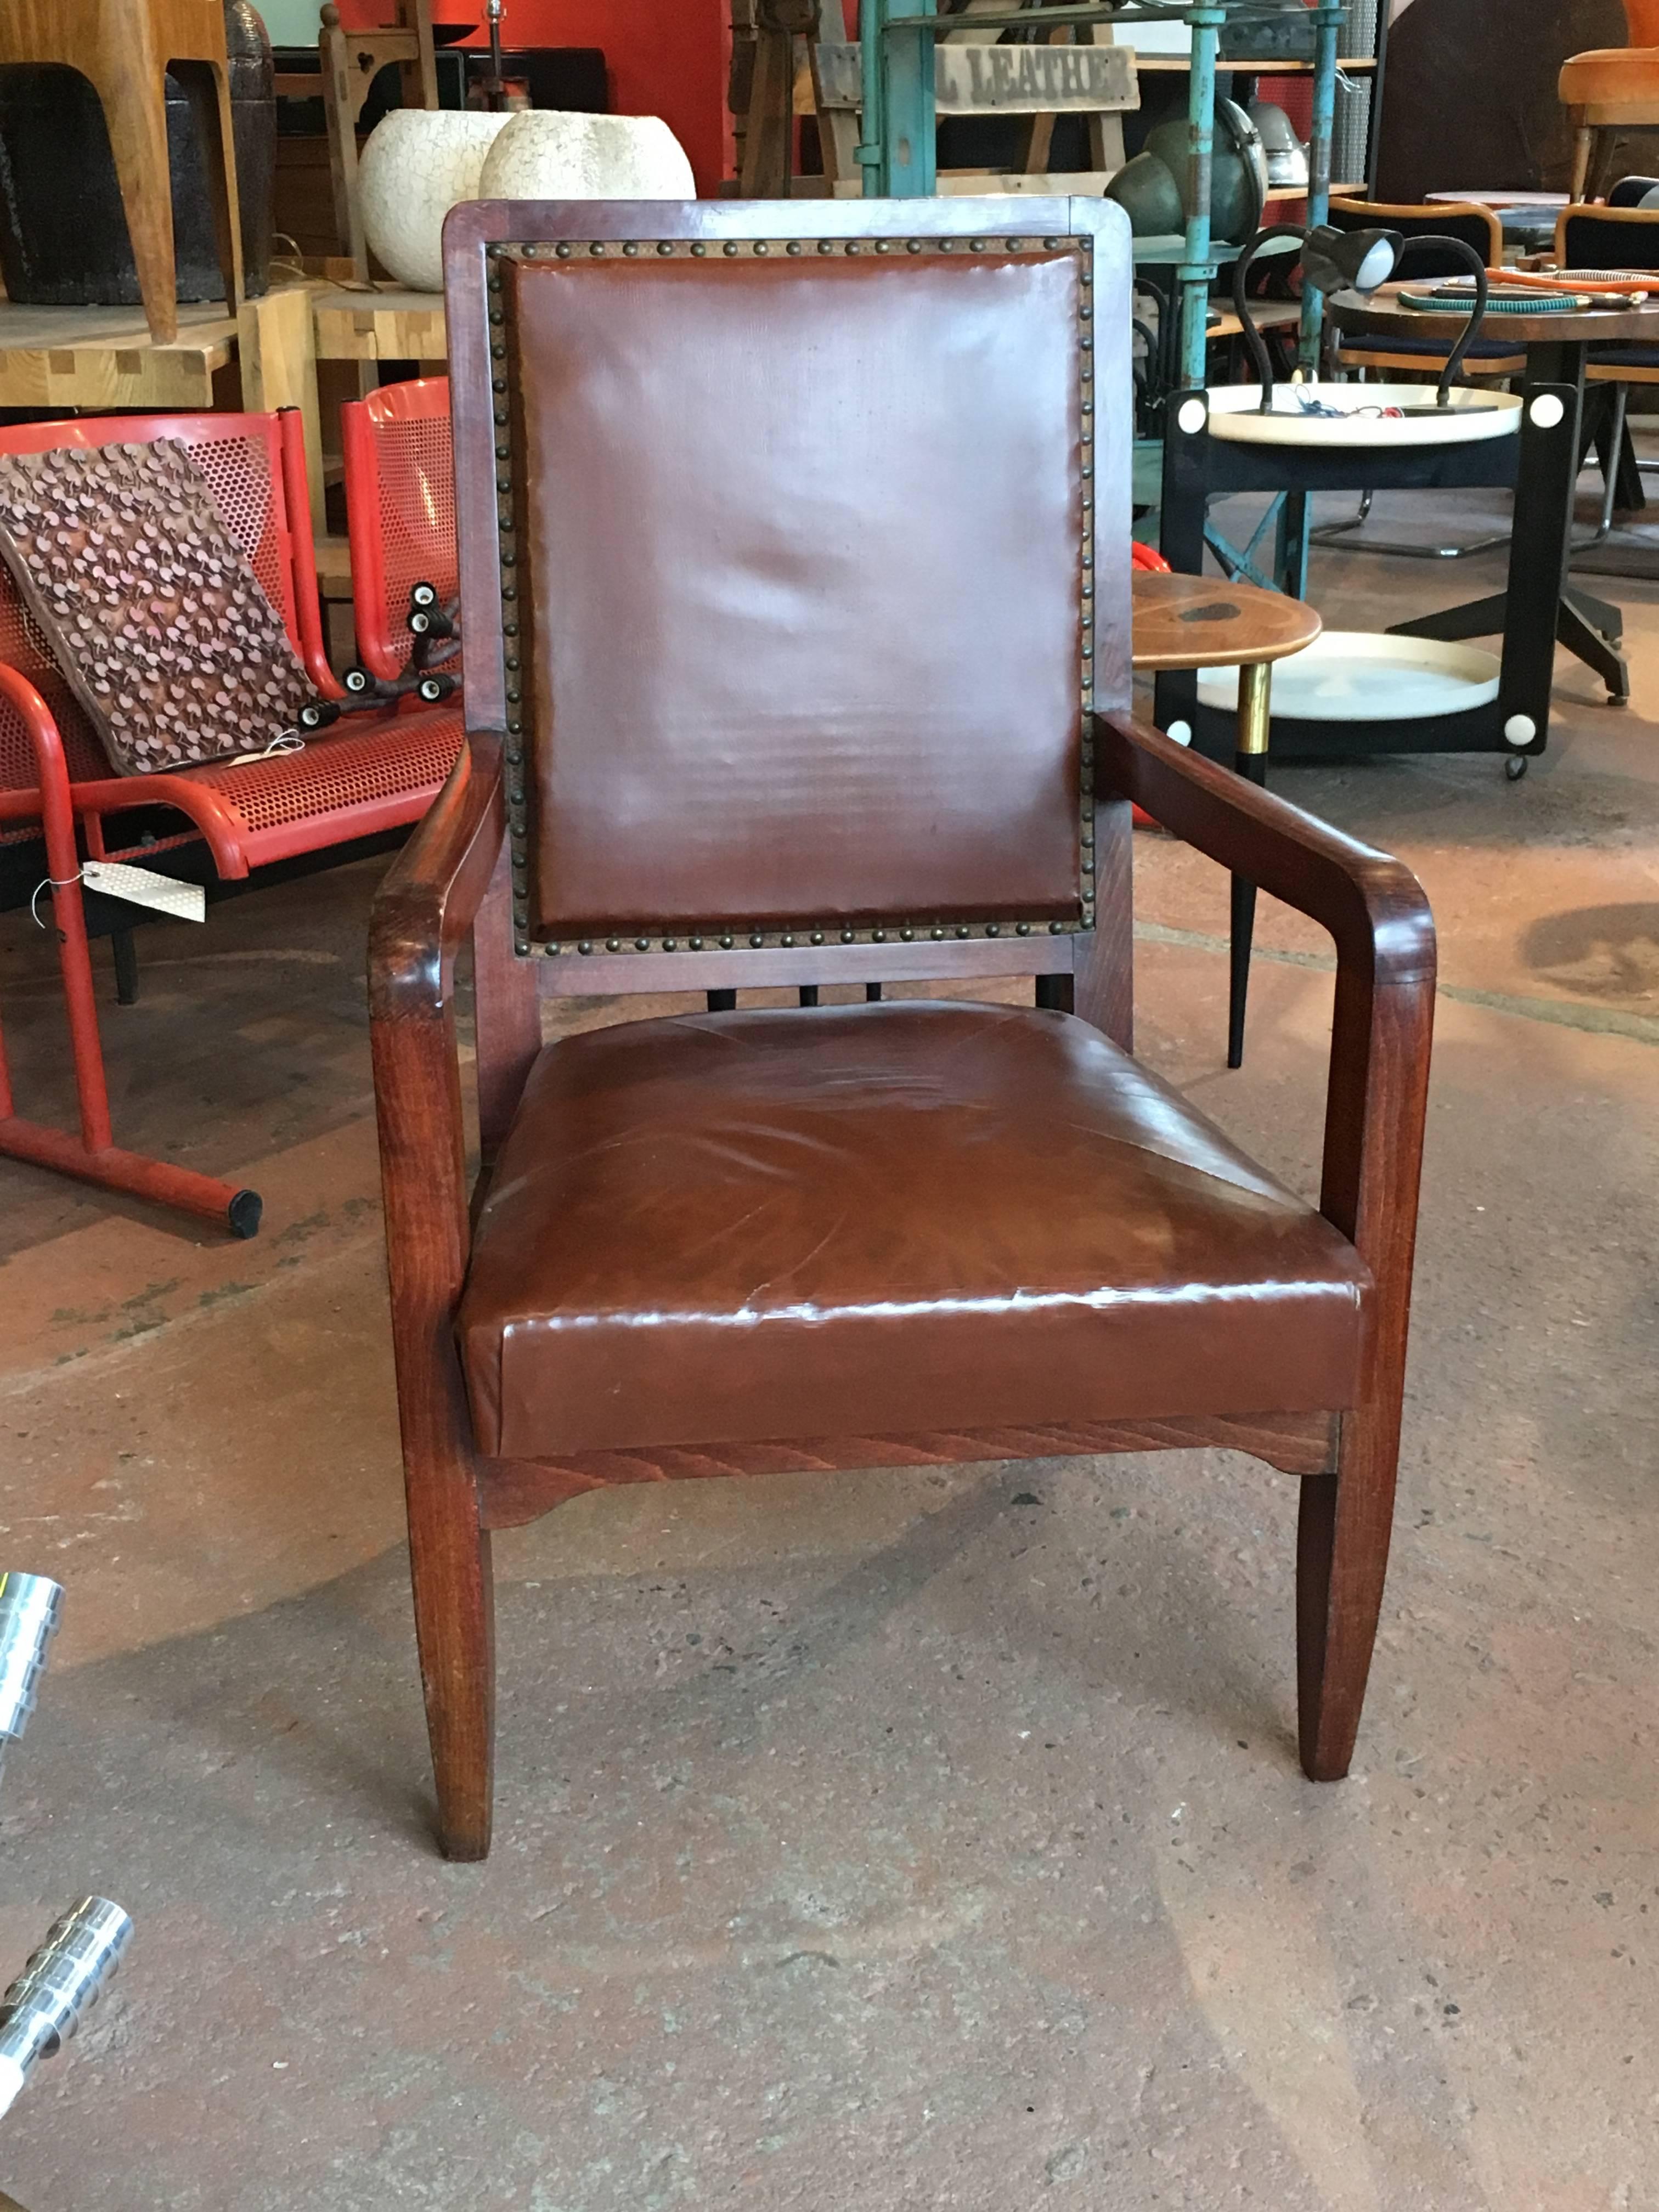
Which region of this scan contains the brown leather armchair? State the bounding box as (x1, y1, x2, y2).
(370, 196, 1436, 1861)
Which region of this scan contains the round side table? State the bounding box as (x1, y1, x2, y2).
(1132, 569, 1321, 1068)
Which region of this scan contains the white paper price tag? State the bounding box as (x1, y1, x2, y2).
(80, 862, 206, 924)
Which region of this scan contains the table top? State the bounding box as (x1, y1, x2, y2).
(1131, 571, 1321, 672)
(1327, 279, 1659, 347)
(310, 281, 448, 361)
(1426, 190, 1568, 209)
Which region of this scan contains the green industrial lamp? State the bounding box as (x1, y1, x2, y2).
(1105, 100, 1268, 245)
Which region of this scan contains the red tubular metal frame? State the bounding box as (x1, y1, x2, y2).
(0, 407, 464, 1237)
(341, 377, 459, 683)
(0, 663, 262, 1234)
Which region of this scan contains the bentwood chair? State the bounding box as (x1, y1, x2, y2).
(369, 195, 1436, 1860)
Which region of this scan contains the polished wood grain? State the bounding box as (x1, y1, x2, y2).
(0, 1, 244, 347)
(1096, 708, 1436, 1782)
(481, 1413, 1342, 1528)
(1132, 571, 1321, 672)
(370, 733, 508, 1862)
(368, 204, 1435, 1855)
(1327, 278, 1659, 348)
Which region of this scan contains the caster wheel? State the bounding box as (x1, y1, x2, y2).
(1505, 755, 1529, 781)
(297, 700, 336, 731)
(343, 666, 371, 695)
(409, 608, 431, 636)
(417, 674, 449, 704)
(410, 580, 438, 610)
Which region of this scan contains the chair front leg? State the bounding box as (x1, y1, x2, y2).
(1296, 1404, 1400, 1780)
(1297, 956, 1435, 1780)
(405, 1401, 495, 1862)
(373, 1009, 495, 1860)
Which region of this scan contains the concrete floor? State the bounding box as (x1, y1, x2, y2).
(0, 489, 1656, 2208)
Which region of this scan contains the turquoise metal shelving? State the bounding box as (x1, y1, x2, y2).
(856, 0, 1345, 391)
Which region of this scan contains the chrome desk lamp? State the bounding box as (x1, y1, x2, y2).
(0, 1573, 132, 2174)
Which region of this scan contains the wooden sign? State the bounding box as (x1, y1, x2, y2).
(814, 40, 1138, 116)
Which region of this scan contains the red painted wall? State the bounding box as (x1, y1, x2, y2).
(336, 2, 733, 190)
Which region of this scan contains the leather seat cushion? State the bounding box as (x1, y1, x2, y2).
(458, 1002, 1372, 1459)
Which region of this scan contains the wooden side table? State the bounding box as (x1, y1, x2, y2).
(1133, 569, 1321, 1066)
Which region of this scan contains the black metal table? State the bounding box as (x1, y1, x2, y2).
(1325, 284, 1656, 709)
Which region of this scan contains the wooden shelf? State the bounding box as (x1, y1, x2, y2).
(1134, 54, 1377, 73)
(1207, 299, 1304, 343)
(1263, 181, 1367, 204)
(0, 294, 241, 408)
(310, 283, 448, 364)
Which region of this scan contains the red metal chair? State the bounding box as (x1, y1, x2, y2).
(0, 408, 465, 1236)
(341, 377, 458, 685)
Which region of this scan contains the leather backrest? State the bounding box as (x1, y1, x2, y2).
(447, 200, 1131, 960)
(1558, 206, 1659, 272)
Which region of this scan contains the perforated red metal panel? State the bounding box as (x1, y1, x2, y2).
(180, 708, 463, 844)
(374, 413, 458, 671)
(174, 431, 294, 633)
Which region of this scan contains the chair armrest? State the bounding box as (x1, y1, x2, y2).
(370, 733, 510, 1435)
(1094, 710, 1434, 991)
(1094, 709, 1435, 1366)
(369, 729, 507, 1024)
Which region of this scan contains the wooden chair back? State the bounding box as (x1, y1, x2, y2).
(1556, 201, 1659, 272)
(1328, 196, 1502, 272)
(444, 196, 1133, 1017)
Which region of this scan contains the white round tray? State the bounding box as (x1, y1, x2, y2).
(1205, 382, 1522, 448)
(1196, 631, 1502, 722)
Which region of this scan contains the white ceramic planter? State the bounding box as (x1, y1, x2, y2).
(477, 111, 695, 203)
(357, 109, 514, 292)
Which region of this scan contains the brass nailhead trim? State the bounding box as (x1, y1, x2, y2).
(494, 230, 1093, 955)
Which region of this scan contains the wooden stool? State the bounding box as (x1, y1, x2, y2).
(1561, 0, 1659, 202)
(1133, 569, 1321, 1067)
(0, 0, 242, 347)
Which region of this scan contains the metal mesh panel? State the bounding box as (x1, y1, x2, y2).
(0, 578, 106, 793)
(179, 709, 463, 839)
(172, 431, 292, 631)
(374, 414, 458, 670)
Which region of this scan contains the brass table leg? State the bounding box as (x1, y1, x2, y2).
(1228, 659, 1272, 1070)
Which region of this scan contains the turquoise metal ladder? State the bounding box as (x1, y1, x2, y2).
(855, 0, 1345, 395)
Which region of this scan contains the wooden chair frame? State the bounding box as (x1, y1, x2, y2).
(369, 196, 1435, 1861)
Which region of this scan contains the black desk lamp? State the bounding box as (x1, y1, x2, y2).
(1232, 222, 1491, 410)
